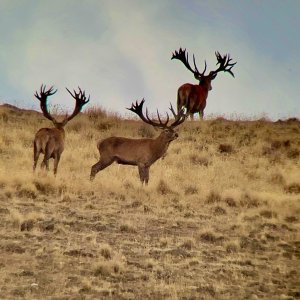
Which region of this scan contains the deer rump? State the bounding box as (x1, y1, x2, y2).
(97, 137, 163, 166)
(178, 83, 208, 114)
(34, 128, 64, 158)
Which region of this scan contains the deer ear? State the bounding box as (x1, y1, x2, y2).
(194, 73, 201, 80)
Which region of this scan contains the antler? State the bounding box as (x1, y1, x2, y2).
(64, 87, 90, 124)
(211, 52, 236, 77)
(168, 103, 187, 128)
(127, 99, 186, 129)
(127, 99, 169, 129)
(171, 47, 207, 78)
(34, 84, 58, 123)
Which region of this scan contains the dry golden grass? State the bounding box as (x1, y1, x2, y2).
(0, 103, 300, 299)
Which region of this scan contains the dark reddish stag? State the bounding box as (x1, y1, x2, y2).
(33, 84, 90, 175)
(172, 48, 236, 119)
(90, 99, 186, 184)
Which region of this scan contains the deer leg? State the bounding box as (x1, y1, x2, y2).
(190, 113, 194, 121)
(41, 144, 52, 171)
(144, 166, 150, 185)
(33, 143, 40, 172)
(41, 156, 50, 171)
(53, 152, 61, 176)
(40, 155, 47, 170)
(90, 158, 114, 181)
(199, 110, 204, 120)
(138, 165, 150, 185)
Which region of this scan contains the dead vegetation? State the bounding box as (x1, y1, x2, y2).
(0, 104, 299, 299)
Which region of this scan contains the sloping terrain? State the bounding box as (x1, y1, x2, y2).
(0, 104, 299, 299)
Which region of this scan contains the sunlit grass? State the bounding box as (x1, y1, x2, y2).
(0, 104, 299, 299)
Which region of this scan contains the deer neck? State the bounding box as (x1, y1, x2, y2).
(152, 132, 172, 158)
(54, 124, 66, 139)
(199, 80, 211, 94)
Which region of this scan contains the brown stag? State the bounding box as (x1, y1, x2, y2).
(33, 84, 90, 175)
(90, 99, 186, 184)
(172, 48, 236, 119)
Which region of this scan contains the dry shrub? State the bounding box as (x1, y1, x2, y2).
(100, 244, 112, 260)
(159, 237, 169, 248)
(285, 216, 298, 223)
(10, 209, 25, 229)
(180, 239, 194, 250)
(33, 178, 56, 195)
(120, 223, 136, 233)
(240, 236, 265, 252)
(16, 183, 37, 199)
(284, 183, 300, 194)
(85, 105, 108, 121)
(138, 124, 155, 138)
(189, 154, 210, 166)
(213, 206, 227, 215)
(143, 258, 156, 269)
(94, 261, 122, 277)
(184, 185, 198, 195)
(239, 193, 260, 208)
(224, 197, 237, 207)
(198, 231, 223, 244)
(196, 285, 216, 297)
(95, 119, 115, 131)
(156, 180, 174, 195)
(0, 111, 9, 123)
(206, 191, 221, 204)
(20, 219, 35, 231)
(269, 173, 285, 185)
(260, 210, 277, 219)
(270, 140, 290, 150)
(225, 241, 239, 253)
(286, 148, 300, 159)
(218, 143, 233, 154)
(10, 210, 44, 231)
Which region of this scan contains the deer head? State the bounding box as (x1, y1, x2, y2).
(171, 48, 236, 90)
(127, 99, 187, 141)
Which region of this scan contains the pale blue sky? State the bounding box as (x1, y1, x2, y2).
(0, 0, 299, 119)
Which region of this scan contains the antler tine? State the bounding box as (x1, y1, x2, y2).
(35, 84, 57, 100)
(63, 87, 90, 124)
(127, 99, 169, 129)
(169, 102, 177, 118)
(192, 54, 200, 74)
(154, 109, 169, 127)
(127, 98, 144, 114)
(213, 51, 236, 77)
(199, 58, 207, 76)
(168, 102, 187, 128)
(34, 84, 58, 123)
(66, 87, 90, 105)
(172, 48, 199, 76)
(171, 112, 187, 127)
(65, 87, 74, 98)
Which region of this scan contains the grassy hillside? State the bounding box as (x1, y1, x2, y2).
(0, 104, 299, 299)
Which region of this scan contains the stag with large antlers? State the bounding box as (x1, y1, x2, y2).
(90, 99, 186, 184)
(172, 48, 236, 119)
(33, 84, 90, 175)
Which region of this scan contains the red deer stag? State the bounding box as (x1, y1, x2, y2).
(33, 84, 90, 175)
(172, 48, 236, 119)
(90, 99, 186, 184)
